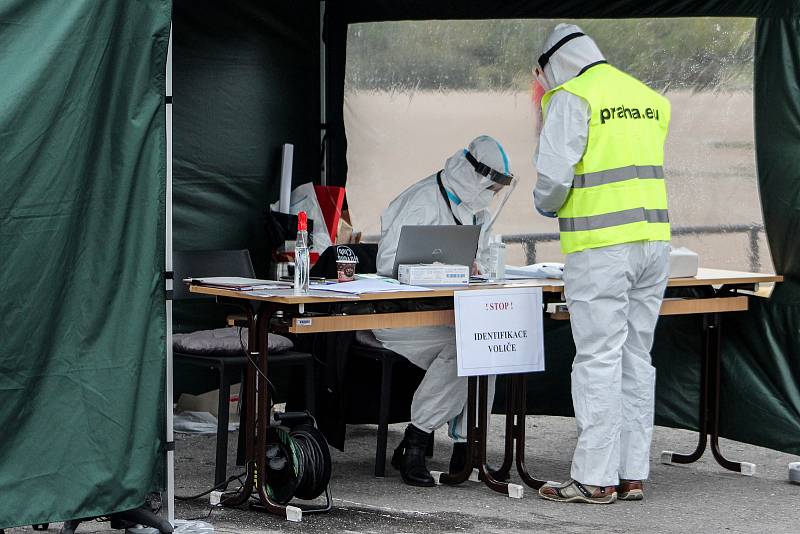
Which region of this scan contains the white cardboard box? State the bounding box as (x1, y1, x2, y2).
(669, 247, 699, 278)
(398, 263, 470, 286)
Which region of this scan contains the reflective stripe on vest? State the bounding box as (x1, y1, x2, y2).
(560, 208, 669, 232)
(573, 165, 664, 188)
(541, 63, 671, 254)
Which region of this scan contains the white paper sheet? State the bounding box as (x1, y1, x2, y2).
(246, 288, 360, 299)
(311, 278, 432, 295)
(504, 263, 564, 279)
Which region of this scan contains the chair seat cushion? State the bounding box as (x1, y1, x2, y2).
(355, 330, 386, 349)
(173, 327, 293, 356)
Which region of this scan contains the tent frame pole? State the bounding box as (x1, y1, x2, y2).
(164, 24, 175, 525)
(320, 1, 327, 186)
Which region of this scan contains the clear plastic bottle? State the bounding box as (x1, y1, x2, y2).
(487, 239, 499, 279)
(294, 211, 310, 294)
(487, 235, 506, 280)
(495, 237, 506, 281)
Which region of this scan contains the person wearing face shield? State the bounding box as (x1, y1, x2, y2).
(531, 24, 672, 504)
(372, 135, 515, 487)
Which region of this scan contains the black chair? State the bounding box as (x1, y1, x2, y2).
(173, 249, 314, 486)
(311, 244, 432, 477)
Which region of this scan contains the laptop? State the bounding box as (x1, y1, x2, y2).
(392, 225, 482, 278)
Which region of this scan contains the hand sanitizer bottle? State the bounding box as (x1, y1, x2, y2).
(294, 211, 310, 295)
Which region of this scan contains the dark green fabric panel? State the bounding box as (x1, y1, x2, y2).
(755, 17, 800, 283)
(719, 295, 800, 454)
(172, 0, 320, 274)
(0, 0, 170, 528)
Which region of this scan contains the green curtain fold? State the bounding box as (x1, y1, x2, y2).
(0, 0, 170, 527)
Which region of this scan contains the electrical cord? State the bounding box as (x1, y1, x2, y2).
(175, 472, 245, 501)
(237, 326, 277, 401)
(289, 424, 331, 501)
(185, 503, 222, 522)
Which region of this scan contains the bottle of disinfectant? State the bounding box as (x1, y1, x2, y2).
(294, 211, 310, 294)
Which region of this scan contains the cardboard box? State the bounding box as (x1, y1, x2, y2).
(398, 263, 470, 286)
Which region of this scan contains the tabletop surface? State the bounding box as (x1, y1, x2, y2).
(188, 267, 782, 305)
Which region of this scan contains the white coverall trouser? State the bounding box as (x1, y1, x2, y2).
(565, 240, 670, 487)
(373, 326, 495, 441)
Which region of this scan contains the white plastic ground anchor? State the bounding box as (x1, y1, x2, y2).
(788, 462, 800, 484)
(739, 462, 756, 476)
(285, 505, 303, 522)
(172, 520, 214, 533)
(430, 470, 443, 485)
(660, 450, 674, 464)
(507, 483, 524, 499)
(209, 490, 222, 506)
(469, 468, 480, 482)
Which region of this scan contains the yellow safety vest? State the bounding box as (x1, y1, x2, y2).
(542, 63, 671, 255)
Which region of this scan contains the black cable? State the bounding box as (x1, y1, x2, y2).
(237, 326, 277, 400)
(237, 326, 277, 422)
(290, 426, 330, 500)
(186, 504, 219, 522)
(175, 472, 245, 501)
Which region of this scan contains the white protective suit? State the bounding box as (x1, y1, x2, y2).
(533, 24, 671, 486)
(374, 135, 511, 440)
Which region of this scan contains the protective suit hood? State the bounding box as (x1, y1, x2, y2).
(540, 24, 606, 88)
(441, 135, 511, 217)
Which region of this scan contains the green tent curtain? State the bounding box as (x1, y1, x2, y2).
(0, 0, 170, 528)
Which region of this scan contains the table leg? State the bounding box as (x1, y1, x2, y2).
(662, 313, 711, 465)
(439, 377, 478, 485)
(254, 305, 297, 515)
(512, 374, 547, 490)
(492, 377, 515, 482)
(220, 305, 257, 506)
(662, 312, 754, 475)
(706, 313, 756, 475)
(476, 376, 517, 496)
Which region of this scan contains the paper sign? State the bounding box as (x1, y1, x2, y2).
(454, 287, 545, 376)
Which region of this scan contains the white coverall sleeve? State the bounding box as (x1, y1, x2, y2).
(533, 91, 590, 216)
(376, 206, 428, 277)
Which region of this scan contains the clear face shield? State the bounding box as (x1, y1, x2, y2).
(463, 150, 518, 233)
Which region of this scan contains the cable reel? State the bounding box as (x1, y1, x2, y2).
(259, 412, 332, 513)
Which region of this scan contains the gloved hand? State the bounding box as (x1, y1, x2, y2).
(536, 206, 557, 218)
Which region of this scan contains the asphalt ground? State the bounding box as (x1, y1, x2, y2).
(10, 415, 800, 534)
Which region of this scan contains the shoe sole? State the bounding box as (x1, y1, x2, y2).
(539, 491, 617, 505)
(618, 489, 643, 501)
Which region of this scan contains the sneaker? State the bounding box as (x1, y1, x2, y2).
(539, 479, 617, 504)
(617, 480, 644, 501)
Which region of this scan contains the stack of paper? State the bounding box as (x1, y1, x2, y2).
(312, 278, 432, 295)
(504, 263, 565, 279)
(188, 277, 291, 291)
(247, 288, 360, 299)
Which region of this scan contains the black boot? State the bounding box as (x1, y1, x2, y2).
(390, 424, 435, 487)
(449, 442, 509, 481)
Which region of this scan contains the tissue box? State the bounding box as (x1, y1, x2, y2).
(669, 247, 699, 278)
(398, 263, 470, 286)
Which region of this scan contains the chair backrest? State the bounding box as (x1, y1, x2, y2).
(310, 243, 378, 279)
(172, 249, 255, 300)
